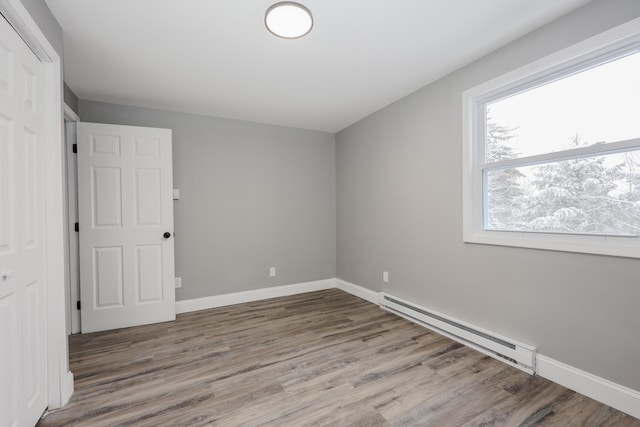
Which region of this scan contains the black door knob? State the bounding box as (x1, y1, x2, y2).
(163, 232, 171, 239)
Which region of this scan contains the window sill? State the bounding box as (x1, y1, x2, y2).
(463, 230, 640, 259)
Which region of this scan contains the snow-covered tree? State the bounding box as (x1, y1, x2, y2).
(485, 119, 524, 229)
(523, 135, 638, 234)
(485, 127, 640, 235)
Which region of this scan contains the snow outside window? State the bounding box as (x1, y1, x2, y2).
(462, 19, 640, 258)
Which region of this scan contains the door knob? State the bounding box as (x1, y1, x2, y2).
(1, 270, 13, 280)
(163, 232, 172, 239)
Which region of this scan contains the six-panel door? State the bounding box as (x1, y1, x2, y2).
(0, 15, 48, 427)
(77, 122, 175, 333)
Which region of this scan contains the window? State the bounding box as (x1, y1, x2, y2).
(463, 19, 640, 258)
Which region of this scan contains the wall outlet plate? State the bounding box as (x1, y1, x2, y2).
(269, 267, 276, 277)
(175, 277, 182, 288)
(383, 271, 389, 283)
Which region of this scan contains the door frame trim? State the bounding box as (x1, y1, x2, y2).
(0, 0, 73, 409)
(64, 103, 80, 122)
(63, 106, 80, 334)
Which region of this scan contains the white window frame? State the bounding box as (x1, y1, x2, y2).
(462, 17, 640, 258)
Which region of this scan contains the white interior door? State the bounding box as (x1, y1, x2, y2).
(0, 15, 48, 426)
(77, 122, 175, 333)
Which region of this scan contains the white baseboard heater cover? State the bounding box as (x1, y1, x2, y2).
(380, 293, 536, 374)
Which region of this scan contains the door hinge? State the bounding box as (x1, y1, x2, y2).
(72, 143, 77, 153)
(76, 301, 81, 310)
(74, 222, 79, 232)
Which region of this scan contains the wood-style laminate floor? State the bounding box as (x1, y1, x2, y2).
(38, 289, 639, 426)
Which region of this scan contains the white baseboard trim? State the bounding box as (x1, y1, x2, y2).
(335, 279, 380, 305)
(175, 278, 336, 314)
(536, 354, 640, 419)
(60, 371, 74, 407)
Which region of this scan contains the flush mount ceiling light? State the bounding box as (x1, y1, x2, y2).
(265, 2, 313, 39)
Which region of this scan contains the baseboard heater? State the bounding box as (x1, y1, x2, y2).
(379, 293, 536, 374)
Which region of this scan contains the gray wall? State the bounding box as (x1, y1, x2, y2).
(336, 0, 640, 391)
(64, 83, 79, 114)
(19, 0, 62, 56)
(79, 100, 336, 301)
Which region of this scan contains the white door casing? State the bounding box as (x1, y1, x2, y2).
(0, 14, 48, 426)
(77, 122, 175, 333)
(64, 117, 80, 334)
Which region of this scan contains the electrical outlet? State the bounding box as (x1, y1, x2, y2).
(383, 271, 389, 283)
(173, 189, 180, 200)
(269, 267, 276, 277)
(175, 277, 182, 288)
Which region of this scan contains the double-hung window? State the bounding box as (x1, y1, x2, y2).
(462, 19, 640, 258)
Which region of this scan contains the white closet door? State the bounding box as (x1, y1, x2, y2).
(0, 14, 47, 427)
(77, 122, 175, 333)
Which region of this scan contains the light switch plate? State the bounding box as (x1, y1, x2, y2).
(173, 189, 180, 200)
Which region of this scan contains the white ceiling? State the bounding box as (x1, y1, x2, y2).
(46, 0, 592, 132)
